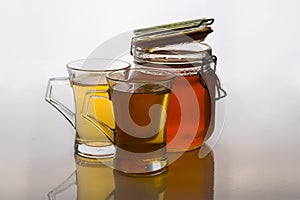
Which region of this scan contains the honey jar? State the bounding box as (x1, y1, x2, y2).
(131, 18, 227, 152)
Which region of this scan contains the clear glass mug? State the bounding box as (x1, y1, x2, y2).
(45, 58, 131, 158)
(82, 68, 175, 175)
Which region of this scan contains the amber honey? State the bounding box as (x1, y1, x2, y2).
(166, 73, 214, 151)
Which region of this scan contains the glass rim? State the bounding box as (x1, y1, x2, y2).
(106, 68, 176, 84)
(66, 58, 131, 72)
(132, 42, 212, 59)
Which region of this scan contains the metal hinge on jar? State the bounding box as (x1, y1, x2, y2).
(198, 55, 227, 101)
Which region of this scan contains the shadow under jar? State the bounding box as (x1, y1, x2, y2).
(132, 42, 225, 152)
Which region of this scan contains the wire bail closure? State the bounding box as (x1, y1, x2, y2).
(198, 55, 227, 101)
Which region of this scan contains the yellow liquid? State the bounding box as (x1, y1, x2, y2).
(75, 155, 115, 200)
(71, 74, 114, 147)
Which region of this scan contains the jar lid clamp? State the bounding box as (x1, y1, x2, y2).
(131, 18, 227, 101)
(198, 55, 227, 101)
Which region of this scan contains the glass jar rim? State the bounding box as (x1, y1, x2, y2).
(133, 42, 212, 63)
(132, 42, 213, 76)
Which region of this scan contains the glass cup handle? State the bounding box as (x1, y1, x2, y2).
(81, 90, 114, 143)
(47, 171, 76, 200)
(45, 77, 75, 127)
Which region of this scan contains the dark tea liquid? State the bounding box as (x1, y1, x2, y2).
(111, 83, 170, 154)
(166, 74, 214, 151)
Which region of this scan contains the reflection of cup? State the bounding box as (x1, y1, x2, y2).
(82, 68, 175, 175)
(47, 154, 115, 200)
(113, 169, 167, 200)
(75, 155, 115, 200)
(112, 145, 214, 199)
(45, 59, 130, 158)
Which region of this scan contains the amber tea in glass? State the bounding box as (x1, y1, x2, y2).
(82, 68, 175, 175)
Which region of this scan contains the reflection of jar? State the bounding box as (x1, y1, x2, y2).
(131, 18, 226, 152)
(166, 145, 214, 199)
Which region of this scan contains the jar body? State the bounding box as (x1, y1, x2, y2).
(131, 15, 227, 151)
(133, 42, 217, 152)
(166, 73, 215, 151)
(134, 61, 215, 152)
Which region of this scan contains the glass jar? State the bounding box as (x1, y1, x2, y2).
(131, 19, 226, 152)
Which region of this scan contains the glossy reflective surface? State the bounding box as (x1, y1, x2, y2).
(48, 146, 214, 200)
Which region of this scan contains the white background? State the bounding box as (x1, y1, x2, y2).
(0, 0, 300, 199)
